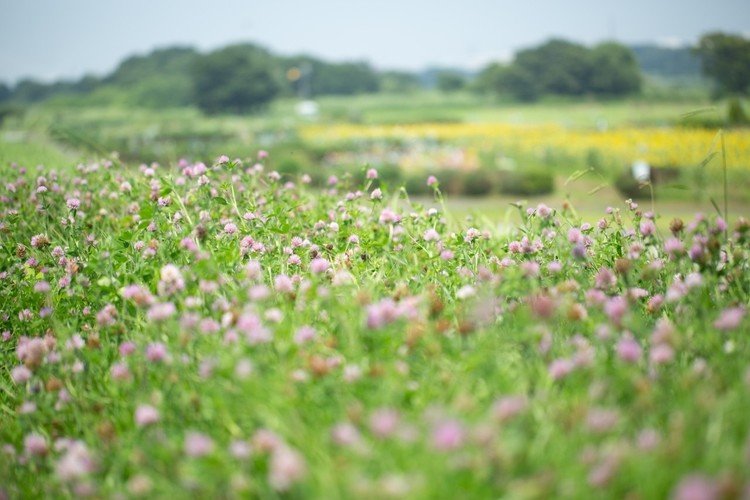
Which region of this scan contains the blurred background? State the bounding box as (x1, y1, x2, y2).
(1, 0, 749, 223)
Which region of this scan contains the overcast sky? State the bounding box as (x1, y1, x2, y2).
(1, 0, 748, 83)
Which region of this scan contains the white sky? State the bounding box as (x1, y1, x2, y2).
(1, 0, 748, 83)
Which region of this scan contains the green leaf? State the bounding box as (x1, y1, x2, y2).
(139, 204, 155, 221)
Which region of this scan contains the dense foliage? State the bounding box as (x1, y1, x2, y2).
(475, 39, 642, 101)
(695, 32, 750, 96)
(190, 44, 282, 114)
(0, 152, 749, 497)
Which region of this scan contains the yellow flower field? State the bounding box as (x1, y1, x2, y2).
(300, 123, 750, 170)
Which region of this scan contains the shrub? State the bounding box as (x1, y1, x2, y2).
(404, 173, 433, 196)
(463, 168, 497, 196)
(498, 169, 554, 196)
(436, 169, 465, 196)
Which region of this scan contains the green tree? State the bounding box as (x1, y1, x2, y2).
(588, 42, 642, 96)
(695, 32, 750, 96)
(11, 79, 54, 103)
(473, 63, 506, 95)
(514, 39, 593, 96)
(436, 71, 466, 92)
(106, 46, 198, 107)
(379, 71, 420, 93)
(0, 83, 11, 103)
(498, 65, 540, 101)
(191, 44, 281, 114)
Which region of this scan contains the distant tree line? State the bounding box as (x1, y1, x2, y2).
(1, 33, 747, 114)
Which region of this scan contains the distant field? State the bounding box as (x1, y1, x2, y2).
(288, 92, 720, 127)
(3, 93, 749, 213)
(0, 131, 76, 167)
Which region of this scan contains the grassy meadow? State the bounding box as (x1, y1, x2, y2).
(1, 91, 750, 497)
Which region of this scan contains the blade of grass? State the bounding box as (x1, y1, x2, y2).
(564, 168, 593, 186)
(679, 107, 718, 120)
(587, 183, 608, 195)
(720, 129, 728, 237)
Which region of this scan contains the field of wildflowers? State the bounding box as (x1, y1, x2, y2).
(1, 152, 749, 497)
(301, 123, 750, 172)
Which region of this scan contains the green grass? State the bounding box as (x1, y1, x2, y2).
(0, 131, 78, 168)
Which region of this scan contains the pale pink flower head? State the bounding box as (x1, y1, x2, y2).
(536, 203, 552, 218)
(331, 422, 362, 447)
(379, 208, 401, 224)
(604, 296, 628, 325)
(310, 258, 330, 274)
(258, 150, 269, 159)
(122, 284, 154, 307)
(96, 304, 117, 327)
(595, 267, 617, 290)
(616, 336, 642, 363)
(110, 361, 131, 381)
(17, 337, 47, 369)
(521, 261, 540, 278)
(427, 175, 438, 187)
(636, 428, 661, 451)
(274, 274, 294, 293)
(293, 326, 316, 345)
(11, 365, 32, 384)
(135, 404, 160, 427)
(639, 219, 656, 237)
(66, 198, 81, 210)
(492, 395, 528, 422)
(547, 261, 562, 273)
(370, 408, 400, 438)
(147, 302, 176, 322)
(55, 441, 96, 481)
(245, 260, 262, 281)
(568, 227, 583, 244)
(548, 358, 575, 380)
(366, 168, 378, 180)
(145, 342, 169, 363)
(528, 294, 556, 319)
(664, 237, 685, 258)
(671, 474, 719, 500)
(440, 249, 454, 260)
(24, 433, 48, 456)
(229, 439, 252, 459)
(585, 408, 619, 434)
(714, 307, 744, 331)
(366, 298, 401, 329)
(248, 284, 270, 301)
(118, 340, 135, 356)
(269, 446, 307, 491)
(252, 429, 283, 454)
(650, 343, 675, 365)
(184, 432, 215, 457)
(431, 420, 465, 451)
(423, 228, 440, 242)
